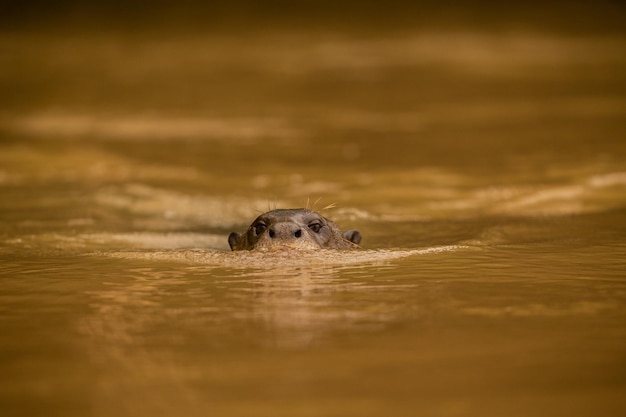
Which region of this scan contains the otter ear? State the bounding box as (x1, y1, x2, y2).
(228, 232, 242, 251)
(343, 230, 361, 245)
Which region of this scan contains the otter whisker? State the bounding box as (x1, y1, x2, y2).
(228, 208, 361, 251)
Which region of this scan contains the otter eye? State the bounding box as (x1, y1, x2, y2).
(253, 222, 267, 236)
(308, 222, 322, 233)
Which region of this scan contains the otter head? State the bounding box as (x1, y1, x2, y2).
(228, 208, 361, 251)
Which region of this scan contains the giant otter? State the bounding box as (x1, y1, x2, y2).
(228, 208, 361, 251)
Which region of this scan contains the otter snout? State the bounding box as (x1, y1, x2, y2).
(228, 208, 361, 251)
(268, 222, 303, 240)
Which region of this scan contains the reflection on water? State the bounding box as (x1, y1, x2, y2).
(1, 12, 626, 417)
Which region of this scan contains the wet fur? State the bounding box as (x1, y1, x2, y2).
(228, 208, 361, 251)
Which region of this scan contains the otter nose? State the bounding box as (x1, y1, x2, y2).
(268, 223, 303, 239)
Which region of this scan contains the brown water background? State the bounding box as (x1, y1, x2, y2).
(1, 3, 626, 416)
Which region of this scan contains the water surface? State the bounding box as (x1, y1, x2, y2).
(1, 24, 626, 417)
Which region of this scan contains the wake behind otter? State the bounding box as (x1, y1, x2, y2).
(99, 245, 468, 269)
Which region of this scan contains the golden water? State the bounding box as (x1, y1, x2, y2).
(1, 21, 625, 417)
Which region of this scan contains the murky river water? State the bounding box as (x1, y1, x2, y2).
(1, 23, 626, 417)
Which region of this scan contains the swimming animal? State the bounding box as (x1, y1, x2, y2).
(228, 208, 361, 251)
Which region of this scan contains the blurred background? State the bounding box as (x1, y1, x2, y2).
(2, 1, 625, 237)
(3, 0, 626, 33)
